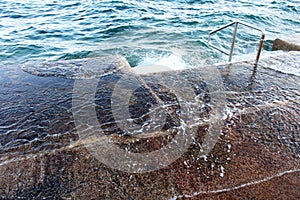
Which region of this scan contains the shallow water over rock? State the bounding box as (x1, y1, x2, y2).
(0, 53, 299, 199)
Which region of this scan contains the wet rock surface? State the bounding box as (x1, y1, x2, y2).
(22, 56, 131, 79)
(0, 53, 299, 199)
(272, 37, 300, 51)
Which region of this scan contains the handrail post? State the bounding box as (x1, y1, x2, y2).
(228, 21, 239, 62)
(254, 33, 265, 66)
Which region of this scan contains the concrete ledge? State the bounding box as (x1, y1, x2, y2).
(272, 38, 300, 51)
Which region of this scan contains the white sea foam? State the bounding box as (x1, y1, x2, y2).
(259, 51, 300, 76)
(133, 50, 189, 75)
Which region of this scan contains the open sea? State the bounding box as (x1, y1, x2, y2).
(0, 0, 299, 67)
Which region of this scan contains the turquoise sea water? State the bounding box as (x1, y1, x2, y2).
(0, 0, 299, 67)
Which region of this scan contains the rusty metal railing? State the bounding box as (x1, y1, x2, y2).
(208, 21, 265, 65)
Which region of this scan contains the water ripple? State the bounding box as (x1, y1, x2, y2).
(0, 0, 299, 65)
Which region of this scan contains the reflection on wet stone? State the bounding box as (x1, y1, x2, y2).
(0, 53, 300, 199)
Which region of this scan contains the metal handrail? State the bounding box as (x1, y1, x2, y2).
(208, 21, 265, 65)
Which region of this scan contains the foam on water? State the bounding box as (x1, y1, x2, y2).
(133, 50, 189, 74)
(138, 53, 188, 70)
(260, 51, 300, 76)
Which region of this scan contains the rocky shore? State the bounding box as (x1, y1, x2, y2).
(0, 49, 299, 199)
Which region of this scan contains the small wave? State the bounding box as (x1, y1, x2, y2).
(57, 50, 92, 60)
(138, 53, 187, 69)
(132, 49, 191, 74)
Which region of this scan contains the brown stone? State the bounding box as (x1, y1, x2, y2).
(272, 38, 300, 51)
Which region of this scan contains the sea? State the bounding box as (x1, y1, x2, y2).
(0, 0, 299, 68)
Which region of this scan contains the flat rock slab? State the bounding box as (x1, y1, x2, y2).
(0, 53, 299, 199)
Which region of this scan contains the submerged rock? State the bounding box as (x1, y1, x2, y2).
(22, 55, 132, 79)
(0, 53, 299, 199)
